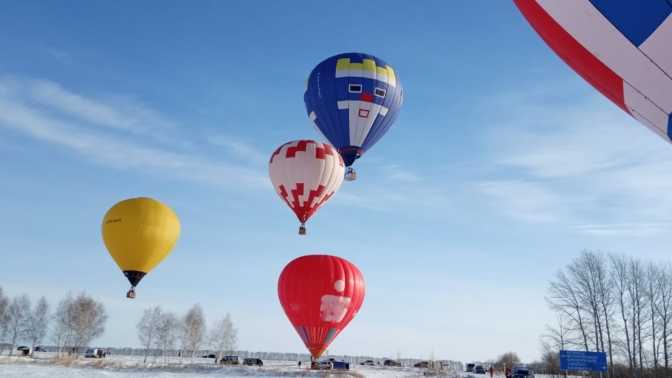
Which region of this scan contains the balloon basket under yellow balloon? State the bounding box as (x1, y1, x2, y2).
(126, 289, 136, 299)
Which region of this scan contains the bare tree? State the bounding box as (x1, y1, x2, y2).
(544, 312, 574, 351)
(568, 250, 615, 375)
(653, 263, 672, 375)
(646, 262, 662, 374)
(496, 352, 521, 369)
(182, 303, 206, 360)
(0, 287, 8, 355)
(137, 305, 163, 363)
(26, 296, 49, 351)
(68, 293, 108, 355)
(5, 294, 31, 356)
(611, 253, 636, 375)
(628, 257, 648, 378)
(547, 269, 591, 350)
(209, 312, 238, 363)
(156, 311, 179, 363)
(52, 293, 74, 356)
(540, 339, 561, 377)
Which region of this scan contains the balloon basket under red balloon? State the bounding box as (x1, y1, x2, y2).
(299, 224, 306, 235)
(126, 288, 136, 299)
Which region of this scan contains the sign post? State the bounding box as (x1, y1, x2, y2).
(560, 350, 607, 377)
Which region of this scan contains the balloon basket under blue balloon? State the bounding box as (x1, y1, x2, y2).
(344, 167, 356, 181)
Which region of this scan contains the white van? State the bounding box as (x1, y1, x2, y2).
(85, 348, 104, 358)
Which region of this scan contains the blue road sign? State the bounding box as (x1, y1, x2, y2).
(560, 350, 607, 372)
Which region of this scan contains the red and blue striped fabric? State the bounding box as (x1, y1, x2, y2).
(514, 0, 672, 143)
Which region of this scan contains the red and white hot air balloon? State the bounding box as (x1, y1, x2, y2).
(268, 140, 345, 235)
(278, 254, 365, 359)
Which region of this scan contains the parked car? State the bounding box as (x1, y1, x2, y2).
(317, 360, 333, 370)
(34, 346, 47, 352)
(360, 360, 375, 366)
(475, 365, 487, 374)
(384, 359, 402, 367)
(466, 363, 476, 372)
(219, 355, 243, 365)
(243, 358, 263, 366)
(513, 368, 535, 378)
(414, 361, 430, 368)
(84, 348, 105, 358)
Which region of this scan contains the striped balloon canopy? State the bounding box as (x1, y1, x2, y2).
(514, 0, 672, 143)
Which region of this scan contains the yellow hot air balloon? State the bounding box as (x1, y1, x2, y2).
(101, 197, 180, 299)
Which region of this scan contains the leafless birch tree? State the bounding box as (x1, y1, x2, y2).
(52, 293, 74, 356)
(25, 296, 49, 350)
(156, 311, 179, 363)
(182, 303, 206, 360)
(68, 293, 108, 355)
(5, 294, 31, 356)
(137, 305, 163, 363)
(209, 312, 238, 362)
(0, 287, 8, 355)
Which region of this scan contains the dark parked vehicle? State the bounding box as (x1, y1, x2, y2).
(384, 359, 402, 367)
(414, 361, 430, 368)
(513, 368, 535, 378)
(475, 365, 487, 374)
(34, 346, 47, 352)
(219, 355, 243, 365)
(243, 358, 263, 366)
(202, 354, 217, 358)
(466, 363, 476, 372)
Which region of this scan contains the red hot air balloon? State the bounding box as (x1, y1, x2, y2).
(268, 140, 345, 235)
(278, 255, 365, 359)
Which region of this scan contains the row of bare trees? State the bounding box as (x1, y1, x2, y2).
(136, 303, 237, 364)
(543, 250, 672, 378)
(0, 287, 107, 356)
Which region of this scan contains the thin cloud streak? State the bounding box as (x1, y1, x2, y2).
(477, 84, 672, 235)
(2, 76, 177, 135)
(0, 80, 269, 191)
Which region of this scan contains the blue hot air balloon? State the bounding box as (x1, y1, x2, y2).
(304, 52, 403, 181)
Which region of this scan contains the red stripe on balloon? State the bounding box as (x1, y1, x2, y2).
(514, 0, 630, 114)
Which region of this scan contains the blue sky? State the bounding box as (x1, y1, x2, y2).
(2, 0, 672, 364)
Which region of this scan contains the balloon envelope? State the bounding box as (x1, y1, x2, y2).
(278, 254, 365, 359)
(304, 52, 403, 167)
(268, 140, 344, 228)
(514, 0, 672, 143)
(101, 197, 180, 287)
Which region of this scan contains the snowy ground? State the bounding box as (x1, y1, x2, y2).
(0, 353, 524, 378)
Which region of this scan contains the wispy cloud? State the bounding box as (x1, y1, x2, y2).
(45, 48, 72, 66)
(477, 81, 672, 235)
(0, 76, 269, 190)
(376, 164, 422, 182)
(477, 180, 569, 223)
(2, 77, 177, 135)
(204, 132, 269, 165)
(571, 223, 669, 237)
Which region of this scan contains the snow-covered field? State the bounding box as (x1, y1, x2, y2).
(0, 353, 521, 378)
